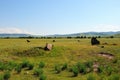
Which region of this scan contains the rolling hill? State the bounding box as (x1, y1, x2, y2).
(0, 31, 120, 37)
(0, 34, 31, 37)
(46, 31, 120, 37)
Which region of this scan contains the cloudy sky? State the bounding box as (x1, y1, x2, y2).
(0, 0, 120, 35)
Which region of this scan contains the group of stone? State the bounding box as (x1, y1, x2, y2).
(26, 37, 100, 51)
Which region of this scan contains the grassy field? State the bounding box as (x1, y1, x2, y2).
(0, 38, 120, 80)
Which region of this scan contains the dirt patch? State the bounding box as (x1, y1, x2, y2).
(98, 52, 114, 59)
(92, 61, 99, 72)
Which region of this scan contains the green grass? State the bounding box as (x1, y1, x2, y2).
(87, 74, 96, 80)
(0, 38, 120, 80)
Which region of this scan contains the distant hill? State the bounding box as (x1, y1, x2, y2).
(0, 34, 31, 37)
(0, 31, 120, 38)
(46, 31, 120, 37)
(114, 33, 120, 37)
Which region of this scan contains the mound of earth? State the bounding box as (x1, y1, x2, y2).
(14, 47, 45, 57)
(98, 52, 114, 59)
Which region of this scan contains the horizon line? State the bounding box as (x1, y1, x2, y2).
(0, 31, 120, 36)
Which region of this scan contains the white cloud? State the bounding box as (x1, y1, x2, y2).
(0, 28, 31, 34)
(91, 24, 120, 32)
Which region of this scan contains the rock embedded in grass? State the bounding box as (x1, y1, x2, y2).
(91, 37, 100, 45)
(44, 43, 53, 51)
(26, 40, 30, 43)
(53, 40, 56, 42)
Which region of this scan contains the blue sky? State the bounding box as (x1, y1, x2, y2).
(0, 0, 120, 35)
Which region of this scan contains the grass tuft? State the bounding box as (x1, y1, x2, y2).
(39, 62, 45, 68)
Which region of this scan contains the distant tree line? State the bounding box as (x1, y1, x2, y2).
(67, 36, 101, 39)
(0, 35, 117, 39)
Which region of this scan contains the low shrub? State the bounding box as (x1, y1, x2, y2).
(5, 61, 17, 71)
(98, 66, 104, 74)
(21, 60, 30, 68)
(87, 74, 96, 80)
(3, 71, 11, 80)
(15, 64, 22, 74)
(105, 66, 113, 76)
(0, 62, 5, 71)
(76, 62, 87, 74)
(71, 65, 79, 77)
(27, 63, 34, 70)
(54, 64, 61, 74)
(85, 61, 93, 68)
(39, 74, 47, 80)
(39, 62, 45, 68)
(61, 63, 67, 71)
(0, 61, 17, 71)
(34, 68, 43, 77)
(109, 74, 120, 80)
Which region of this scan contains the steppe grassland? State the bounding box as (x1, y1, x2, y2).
(0, 38, 120, 80)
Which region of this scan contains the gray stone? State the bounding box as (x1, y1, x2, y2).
(44, 43, 53, 51)
(91, 37, 100, 45)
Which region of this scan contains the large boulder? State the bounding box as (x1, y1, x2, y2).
(26, 40, 30, 43)
(44, 43, 53, 51)
(91, 37, 100, 45)
(53, 40, 56, 42)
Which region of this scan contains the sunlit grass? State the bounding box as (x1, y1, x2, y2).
(0, 38, 120, 80)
